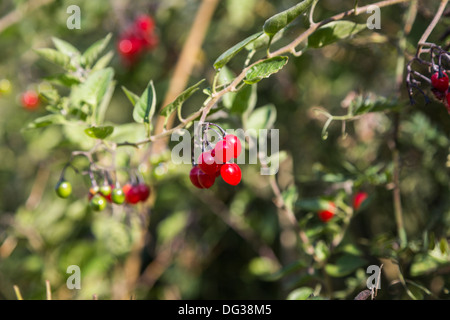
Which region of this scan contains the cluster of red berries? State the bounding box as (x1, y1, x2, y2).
(117, 15, 158, 66)
(317, 191, 368, 223)
(190, 134, 242, 189)
(20, 90, 40, 110)
(430, 69, 450, 113)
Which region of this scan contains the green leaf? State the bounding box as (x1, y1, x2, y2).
(160, 79, 205, 117)
(44, 74, 80, 87)
(351, 94, 400, 115)
(121, 86, 140, 106)
(264, 259, 307, 281)
(231, 83, 257, 115)
(325, 254, 367, 277)
(246, 29, 286, 51)
(95, 80, 115, 124)
(84, 126, 114, 139)
(81, 33, 112, 68)
(263, 0, 314, 37)
(245, 103, 277, 132)
(307, 21, 367, 49)
(34, 48, 71, 69)
(70, 68, 114, 109)
(91, 51, 114, 71)
(26, 114, 67, 129)
(217, 67, 236, 109)
(213, 32, 263, 70)
(133, 80, 157, 132)
(244, 56, 288, 84)
(52, 37, 80, 56)
(287, 287, 314, 300)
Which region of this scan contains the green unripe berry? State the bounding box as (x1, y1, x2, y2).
(55, 180, 72, 198)
(90, 194, 107, 211)
(111, 188, 125, 204)
(100, 185, 112, 197)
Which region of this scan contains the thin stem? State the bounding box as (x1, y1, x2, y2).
(45, 280, 52, 300)
(13, 285, 23, 300)
(418, 0, 448, 45)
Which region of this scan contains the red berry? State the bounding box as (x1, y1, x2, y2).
(21, 91, 40, 110)
(134, 15, 155, 33)
(137, 183, 151, 202)
(215, 164, 223, 177)
(223, 134, 242, 158)
(123, 183, 141, 204)
(353, 192, 368, 211)
(189, 166, 204, 189)
(118, 36, 142, 57)
(220, 163, 241, 186)
(318, 202, 336, 223)
(198, 151, 218, 175)
(197, 170, 215, 189)
(431, 71, 449, 92)
(214, 139, 233, 164)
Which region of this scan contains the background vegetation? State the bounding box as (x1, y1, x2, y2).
(0, 0, 449, 300)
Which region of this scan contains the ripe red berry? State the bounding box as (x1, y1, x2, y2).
(21, 91, 40, 110)
(220, 163, 242, 186)
(134, 15, 155, 33)
(198, 151, 218, 175)
(223, 134, 242, 159)
(122, 183, 140, 204)
(318, 202, 336, 223)
(353, 192, 368, 211)
(431, 71, 449, 92)
(214, 139, 233, 164)
(137, 183, 151, 202)
(118, 36, 142, 57)
(189, 166, 204, 189)
(197, 169, 215, 189)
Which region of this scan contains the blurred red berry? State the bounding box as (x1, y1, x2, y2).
(318, 202, 336, 222)
(135, 15, 155, 33)
(431, 71, 449, 92)
(137, 183, 151, 202)
(21, 91, 40, 110)
(353, 192, 369, 211)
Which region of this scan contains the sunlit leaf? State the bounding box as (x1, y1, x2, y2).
(244, 56, 288, 84)
(213, 32, 263, 70)
(263, 0, 314, 37)
(84, 126, 114, 139)
(307, 21, 367, 48)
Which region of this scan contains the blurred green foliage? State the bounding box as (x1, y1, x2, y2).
(0, 0, 449, 300)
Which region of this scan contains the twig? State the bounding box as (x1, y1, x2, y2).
(13, 285, 23, 300)
(418, 0, 449, 45)
(45, 280, 52, 300)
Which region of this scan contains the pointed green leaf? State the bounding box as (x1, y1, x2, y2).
(91, 51, 114, 71)
(160, 79, 205, 117)
(44, 74, 80, 87)
(133, 80, 157, 129)
(26, 114, 67, 129)
(84, 126, 114, 139)
(213, 32, 263, 70)
(307, 21, 367, 49)
(121, 86, 140, 106)
(34, 48, 71, 69)
(231, 83, 257, 115)
(70, 68, 114, 108)
(52, 37, 80, 56)
(244, 56, 288, 84)
(263, 0, 314, 37)
(82, 33, 112, 68)
(95, 80, 115, 124)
